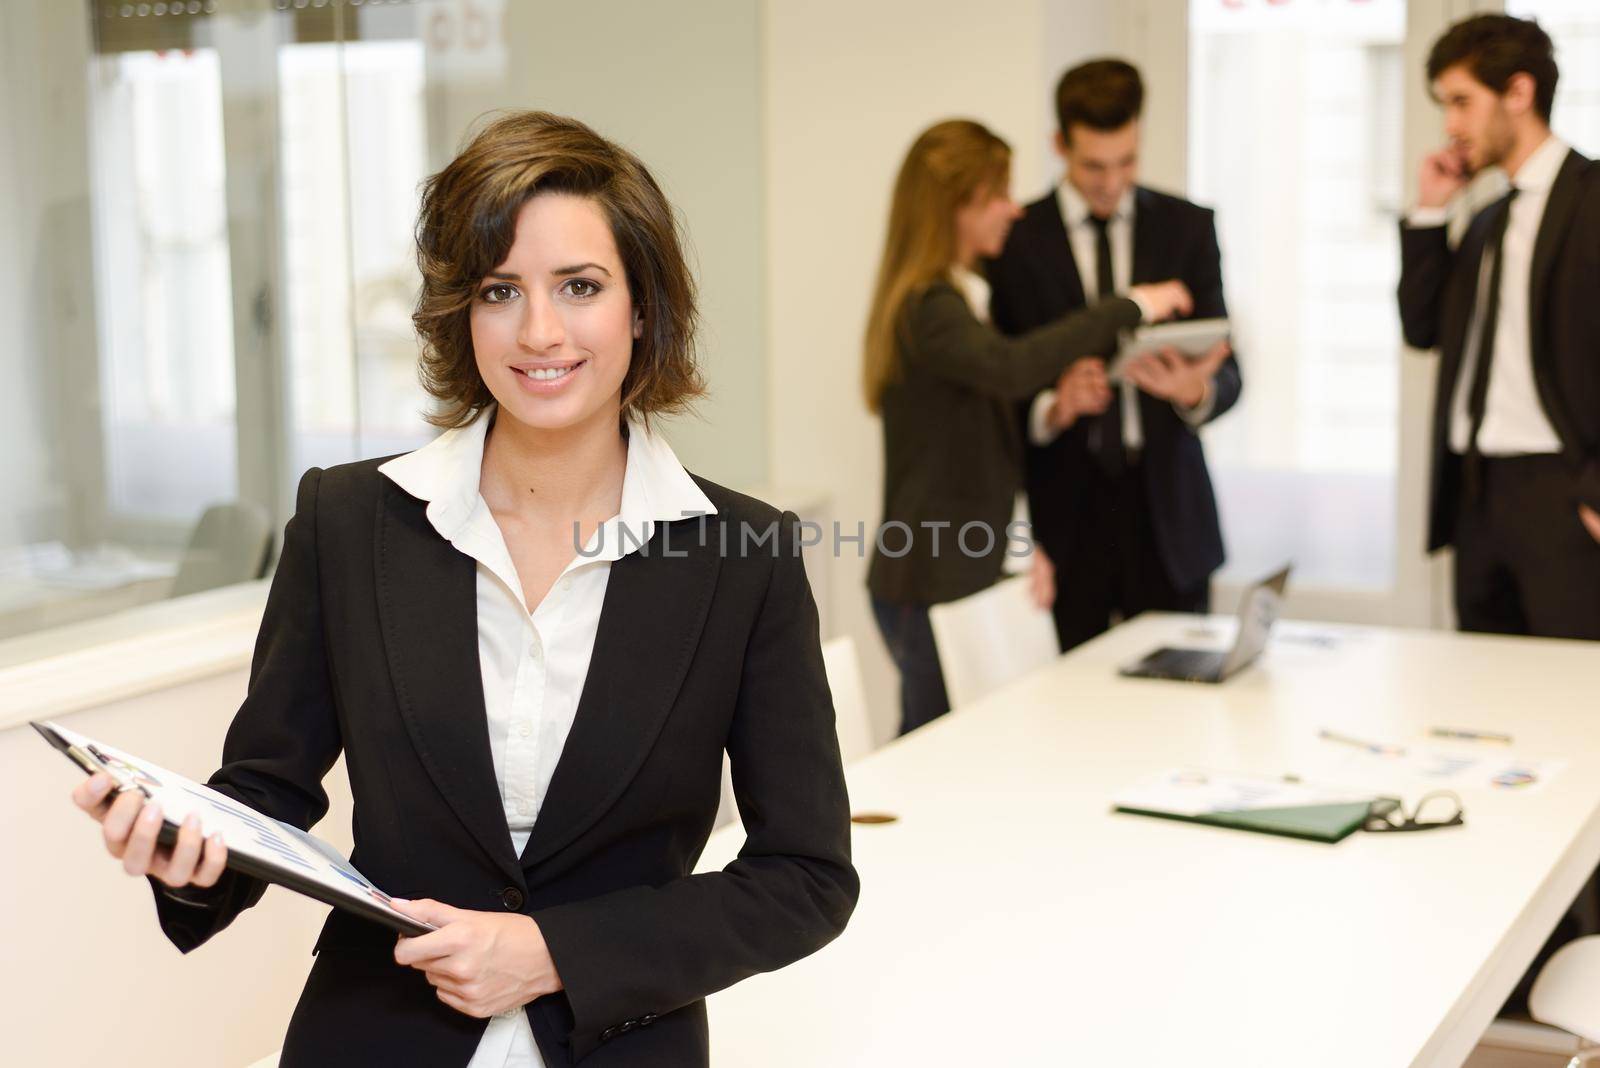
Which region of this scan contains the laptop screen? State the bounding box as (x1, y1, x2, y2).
(1221, 565, 1292, 677)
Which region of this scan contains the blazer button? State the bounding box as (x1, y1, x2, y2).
(500, 887, 524, 910)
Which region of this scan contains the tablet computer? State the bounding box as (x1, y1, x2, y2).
(1107, 317, 1230, 381)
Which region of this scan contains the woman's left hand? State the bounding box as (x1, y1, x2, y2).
(391, 897, 563, 1018)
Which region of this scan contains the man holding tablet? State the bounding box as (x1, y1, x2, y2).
(990, 58, 1242, 652)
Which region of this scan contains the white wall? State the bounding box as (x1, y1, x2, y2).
(426, 0, 768, 491)
(0, 3, 102, 550)
(764, 0, 1053, 743)
(763, 0, 1174, 743)
(2, 670, 356, 1068)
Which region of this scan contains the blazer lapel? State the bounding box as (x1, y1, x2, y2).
(375, 482, 521, 883)
(1029, 192, 1087, 312)
(1528, 149, 1587, 442)
(1131, 187, 1163, 287)
(520, 516, 721, 871)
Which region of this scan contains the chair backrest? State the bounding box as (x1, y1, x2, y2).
(171, 501, 275, 598)
(928, 574, 1059, 709)
(822, 635, 874, 766)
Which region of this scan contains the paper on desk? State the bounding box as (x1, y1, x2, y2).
(1113, 768, 1372, 817)
(1327, 742, 1567, 794)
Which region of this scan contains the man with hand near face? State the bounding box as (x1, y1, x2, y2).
(1399, 14, 1600, 640)
(989, 59, 1241, 652)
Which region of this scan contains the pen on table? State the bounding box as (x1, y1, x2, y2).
(1317, 729, 1406, 757)
(1429, 727, 1513, 745)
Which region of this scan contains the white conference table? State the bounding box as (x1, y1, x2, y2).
(698, 613, 1600, 1068)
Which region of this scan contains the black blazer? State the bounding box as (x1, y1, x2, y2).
(988, 187, 1242, 592)
(1398, 148, 1600, 552)
(866, 280, 1141, 605)
(149, 459, 859, 1066)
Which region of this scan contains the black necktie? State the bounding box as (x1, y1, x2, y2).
(1086, 214, 1123, 476)
(1462, 187, 1519, 503)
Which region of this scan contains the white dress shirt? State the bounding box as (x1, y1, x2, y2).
(1028, 182, 1212, 447)
(378, 405, 715, 1068)
(950, 264, 993, 324)
(1409, 135, 1567, 456)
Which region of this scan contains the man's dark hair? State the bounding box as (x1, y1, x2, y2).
(1427, 14, 1558, 123)
(1055, 59, 1144, 142)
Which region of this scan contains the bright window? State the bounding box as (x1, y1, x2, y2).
(1507, 0, 1600, 157)
(1189, 0, 1406, 591)
(90, 49, 238, 523)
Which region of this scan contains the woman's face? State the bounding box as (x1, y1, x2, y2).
(470, 192, 637, 434)
(954, 182, 1023, 261)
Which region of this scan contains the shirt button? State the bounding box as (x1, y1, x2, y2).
(518, 724, 532, 738)
(516, 801, 532, 817)
(528, 642, 540, 658)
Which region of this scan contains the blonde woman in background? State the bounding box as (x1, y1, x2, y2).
(864, 119, 1189, 736)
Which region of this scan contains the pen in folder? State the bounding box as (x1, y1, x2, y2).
(1317, 729, 1406, 757)
(1430, 727, 1513, 744)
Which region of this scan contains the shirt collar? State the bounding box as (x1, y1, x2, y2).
(1057, 180, 1134, 231)
(1511, 134, 1568, 197)
(378, 405, 715, 563)
(948, 265, 992, 322)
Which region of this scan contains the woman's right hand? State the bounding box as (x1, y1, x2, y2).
(1128, 280, 1193, 323)
(71, 772, 228, 889)
(1050, 357, 1112, 430)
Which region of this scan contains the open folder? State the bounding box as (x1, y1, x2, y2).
(1112, 768, 1374, 844)
(34, 720, 433, 936)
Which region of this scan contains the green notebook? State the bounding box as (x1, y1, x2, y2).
(1113, 769, 1374, 844)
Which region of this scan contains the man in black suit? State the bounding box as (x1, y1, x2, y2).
(1398, 14, 1600, 640)
(990, 59, 1241, 652)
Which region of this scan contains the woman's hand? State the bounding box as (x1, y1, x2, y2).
(391, 898, 564, 1019)
(70, 771, 228, 888)
(1049, 357, 1112, 431)
(1127, 280, 1193, 323)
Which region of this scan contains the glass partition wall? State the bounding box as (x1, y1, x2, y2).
(3, 0, 767, 643)
(5, 0, 444, 639)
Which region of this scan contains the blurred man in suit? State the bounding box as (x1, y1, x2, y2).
(1398, 13, 1600, 641)
(990, 59, 1240, 652)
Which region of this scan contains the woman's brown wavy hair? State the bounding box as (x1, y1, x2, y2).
(413, 110, 704, 428)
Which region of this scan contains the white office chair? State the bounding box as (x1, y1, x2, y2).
(171, 500, 275, 598)
(1530, 936, 1600, 1065)
(928, 574, 1059, 709)
(712, 634, 880, 828)
(821, 635, 875, 766)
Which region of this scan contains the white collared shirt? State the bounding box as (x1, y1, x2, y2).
(1029, 182, 1211, 448)
(378, 405, 715, 1068)
(950, 264, 993, 324)
(1438, 135, 1568, 455)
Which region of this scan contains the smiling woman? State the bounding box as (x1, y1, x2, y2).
(413, 110, 704, 432)
(65, 110, 857, 1068)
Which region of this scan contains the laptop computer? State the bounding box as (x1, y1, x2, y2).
(1118, 565, 1292, 684)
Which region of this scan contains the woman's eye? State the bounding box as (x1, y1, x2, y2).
(562, 278, 601, 299)
(481, 283, 518, 304)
